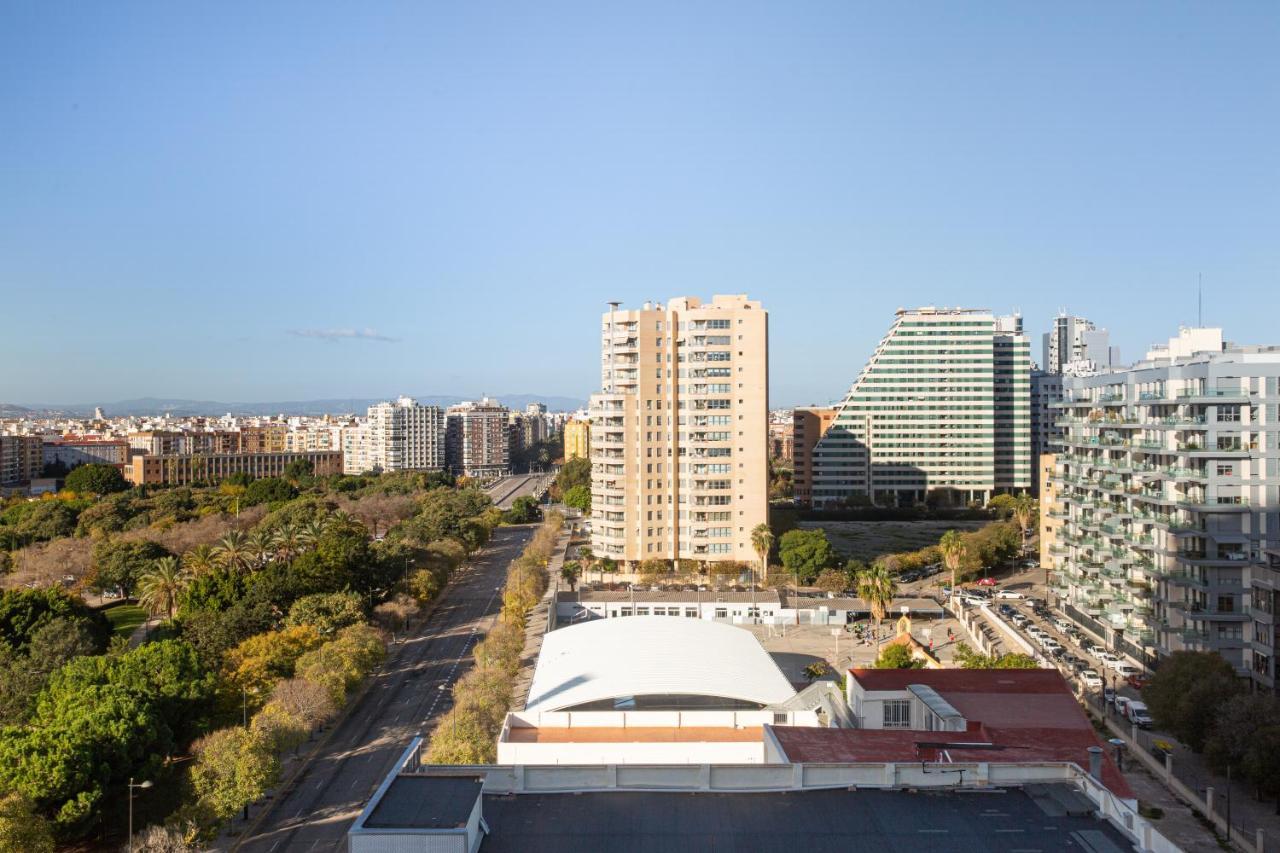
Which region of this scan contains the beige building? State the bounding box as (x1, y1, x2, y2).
(792, 407, 837, 507)
(563, 418, 590, 461)
(1037, 453, 1062, 579)
(589, 295, 769, 567)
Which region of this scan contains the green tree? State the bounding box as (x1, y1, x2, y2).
(563, 485, 591, 514)
(283, 458, 314, 482)
(64, 463, 129, 495)
(1144, 651, 1244, 751)
(0, 616, 101, 723)
(1012, 493, 1038, 553)
(505, 495, 541, 524)
(12, 500, 81, 542)
(0, 791, 55, 853)
(559, 560, 581, 591)
(1204, 693, 1280, 800)
(189, 726, 280, 824)
(243, 478, 297, 507)
(213, 531, 254, 574)
(939, 529, 967, 598)
(873, 643, 924, 669)
(0, 586, 109, 653)
(222, 625, 324, 699)
(986, 493, 1017, 517)
(952, 641, 1038, 669)
(638, 558, 670, 583)
(92, 539, 174, 599)
(137, 555, 189, 621)
(777, 529, 835, 586)
(554, 456, 591, 495)
(856, 562, 898, 644)
(284, 591, 366, 636)
(751, 523, 774, 585)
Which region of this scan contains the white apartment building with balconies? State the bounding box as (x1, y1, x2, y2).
(343, 397, 445, 475)
(1048, 328, 1280, 690)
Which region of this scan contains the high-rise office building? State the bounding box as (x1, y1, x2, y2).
(344, 397, 446, 475)
(1049, 328, 1280, 690)
(810, 307, 1031, 507)
(792, 407, 836, 507)
(588, 295, 768, 567)
(446, 398, 511, 481)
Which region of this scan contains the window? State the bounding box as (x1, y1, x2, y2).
(714, 607, 728, 618)
(883, 700, 911, 729)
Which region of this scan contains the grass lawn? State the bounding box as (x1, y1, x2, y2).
(104, 603, 148, 639)
(799, 519, 987, 563)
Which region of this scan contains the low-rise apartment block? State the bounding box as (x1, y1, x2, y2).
(125, 450, 342, 486)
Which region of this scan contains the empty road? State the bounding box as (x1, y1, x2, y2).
(484, 473, 555, 509)
(233, 525, 534, 853)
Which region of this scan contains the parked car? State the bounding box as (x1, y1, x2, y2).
(1127, 700, 1153, 729)
(1053, 618, 1073, 633)
(961, 593, 988, 606)
(1126, 675, 1149, 691)
(975, 577, 997, 587)
(995, 589, 1024, 599)
(1114, 695, 1132, 715)
(998, 604, 1015, 617)
(1103, 686, 1116, 705)
(1010, 614, 1029, 627)
(1114, 663, 1141, 679)
(899, 570, 922, 583)
(1081, 671, 1103, 689)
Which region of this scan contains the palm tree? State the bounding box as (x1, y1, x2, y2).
(939, 529, 967, 603)
(1012, 493, 1037, 554)
(300, 518, 328, 547)
(560, 561, 581, 591)
(576, 546, 596, 581)
(856, 562, 898, 649)
(273, 521, 303, 562)
(137, 556, 188, 622)
(213, 530, 253, 574)
(245, 528, 275, 568)
(182, 543, 218, 576)
(750, 523, 774, 587)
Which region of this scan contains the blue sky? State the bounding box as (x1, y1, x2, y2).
(1, 2, 1277, 408)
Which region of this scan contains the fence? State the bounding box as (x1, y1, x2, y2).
(1098, 709, 1271, 852)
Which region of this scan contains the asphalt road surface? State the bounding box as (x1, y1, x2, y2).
(234, 525, 535, 853)
(484, 473, 554, 509)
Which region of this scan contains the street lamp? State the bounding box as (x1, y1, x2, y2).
(127, 777, 153, 853)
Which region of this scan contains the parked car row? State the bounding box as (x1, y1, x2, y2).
(898, 564, 943, 584)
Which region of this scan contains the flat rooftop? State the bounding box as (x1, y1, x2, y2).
(364, 775, 481, 830)
(506, 725, 763, 744)
(477, 786, 1135, 852)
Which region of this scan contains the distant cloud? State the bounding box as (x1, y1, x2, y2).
(289, 328, 400, 343)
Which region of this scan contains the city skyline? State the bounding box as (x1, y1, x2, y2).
(3, 3, 1277, 405)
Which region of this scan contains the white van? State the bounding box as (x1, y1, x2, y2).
(1127, 700, 1153, 729)
(1114, 663, 1141, 679)
(1114, 695, 1131, 715)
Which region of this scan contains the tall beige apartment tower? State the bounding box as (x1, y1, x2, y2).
(589, 295, 769, 568)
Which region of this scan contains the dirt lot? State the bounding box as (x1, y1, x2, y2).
(798, 519, 986, 563)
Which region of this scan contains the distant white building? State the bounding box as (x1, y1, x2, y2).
(343, 397, 445, 475)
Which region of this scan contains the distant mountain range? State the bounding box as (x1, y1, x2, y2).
(1, 395, 588, 418)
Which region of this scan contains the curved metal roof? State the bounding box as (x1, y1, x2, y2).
(524, 617, 796, 712)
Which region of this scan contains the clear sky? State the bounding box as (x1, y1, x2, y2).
(1, 2, 1277, 408)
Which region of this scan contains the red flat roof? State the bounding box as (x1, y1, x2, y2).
(848, 667, 1072, 694)
(778, 667, 1135, 798)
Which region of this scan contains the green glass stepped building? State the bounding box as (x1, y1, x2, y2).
(811, 307, 1031, 507)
